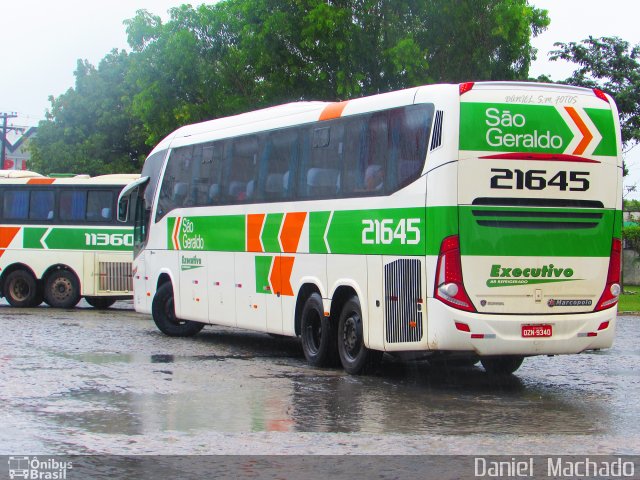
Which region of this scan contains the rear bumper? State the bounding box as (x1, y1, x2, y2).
(423, 298, 616, 356)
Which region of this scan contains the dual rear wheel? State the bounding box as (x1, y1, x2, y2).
(300, 293, 382, 375)
(3, 269, 113, 310)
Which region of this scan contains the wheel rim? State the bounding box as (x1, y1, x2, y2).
(9, 278, 29, 301)
(50, 277, 72, 301)
(342, 313, 361, 361)
(304, 310, 323, 354)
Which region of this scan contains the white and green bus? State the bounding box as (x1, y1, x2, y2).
(0, 173, 138, 309)
(119, 82, 622, 374)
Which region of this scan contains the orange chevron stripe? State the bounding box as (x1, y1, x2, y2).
(0, 226, 20, 249)
(172, 217, 181, 249)
(27, 178, 55, 184)
(270, 256, 295, 297)
(247, 214, 265, 252)
(565, 106, 593, 155)
(319, 101, 349, 121)
(279, 212, 306, 253)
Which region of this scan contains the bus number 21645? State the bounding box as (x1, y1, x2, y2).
(362, 218, 420, 245)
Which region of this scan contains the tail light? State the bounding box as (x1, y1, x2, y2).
(459, 82, 475, 95)
(434, 235, 476, 312)
(593, 88, 610, 103)
(594, 238, 621, 311)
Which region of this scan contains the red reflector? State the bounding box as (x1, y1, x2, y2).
(598, 321, 610, 331)
(593, 88, 609, 103)
(595, 238, 621, 311)
(588, 332, 597, 337)
(459, 82, 475, 95)
(470, 334, 484, 339)
(455, 322, 470, 332)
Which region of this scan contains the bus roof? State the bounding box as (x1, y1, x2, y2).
(0, 173, 140, 186)
(150, 81, 615, 154)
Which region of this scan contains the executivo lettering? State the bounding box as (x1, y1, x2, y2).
(487, 263, 579, 288)
(181, 255, 203, 271)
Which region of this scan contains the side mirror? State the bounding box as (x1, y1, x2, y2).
(117, 197, 129, 223)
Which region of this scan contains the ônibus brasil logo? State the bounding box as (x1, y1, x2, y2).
(487, 263, 578, 288)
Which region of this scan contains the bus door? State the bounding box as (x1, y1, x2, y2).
(456, 83, 621, 316)
(207, 251, 236, 327)
(234, 252, 268, 332)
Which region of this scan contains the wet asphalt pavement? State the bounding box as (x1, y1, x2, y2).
(0, 300, 638, 455)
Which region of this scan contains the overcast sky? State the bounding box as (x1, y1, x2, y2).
(1, 0, 639, 193)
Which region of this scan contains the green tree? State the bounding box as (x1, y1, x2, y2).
(33, 0, 549, 172)
(126, 0, 549, 146)
(30, 50, 146, 175)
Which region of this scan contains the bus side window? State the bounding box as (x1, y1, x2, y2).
(29, 190, 55, 221)
(87, 190, 113, 221)
(302, 123, 344, 198)
(60, 190, 87, 222)
(4, 190, 29, 220)
(225, 135, 258, 203)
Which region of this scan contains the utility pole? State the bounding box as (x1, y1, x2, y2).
(1, 112, 19, 169)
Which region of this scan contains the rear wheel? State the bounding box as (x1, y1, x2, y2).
(85, 296, 117, 309)
(300, 292, 338, 367)
(152, 282, 204, 337)
(4, 270, 40, 307)
(337, 295, 382, 375)
(44, 270, 81, 308)
(481, 356, 524, 375)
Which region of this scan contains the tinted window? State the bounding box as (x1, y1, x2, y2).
(87, 190, 113, 221)
(153, 104, 434, 220)
(29, 191, 55, 220)
(60, 191, 86, 221)
(4, 191, 29, 220)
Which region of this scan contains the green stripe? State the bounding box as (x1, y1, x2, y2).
(309, 211, 331, 254)
(586, 108, 617, 156)
(255, 256, 273, 294)
(426, 206, 458, 255)
(173, 215, 245, 251)
(262, 213, 284, 253)
(459, 206, 615, 257)
(23, 227, 133, 252)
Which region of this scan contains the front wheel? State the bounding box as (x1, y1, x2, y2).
(152, 282, 204, 337)
(44, 270, 80, 308)
(337, 296, 382, 375)
(85, 296, 117, 309)
(4, 270, 41, 307)
(481, 356, 524, 375)
(300, 292, 338, 367)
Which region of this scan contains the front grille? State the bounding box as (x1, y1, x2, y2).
(98, 261, 133, 293)
(384, 259, 423, 343)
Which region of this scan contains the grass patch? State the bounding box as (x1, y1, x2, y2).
(619, 285, 640, 312)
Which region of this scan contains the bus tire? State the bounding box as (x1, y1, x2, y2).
(300, 292, 338, 367)
(152, 282, 204, 337)
(481, 356, 524, 375)
(85, 296, 117, 309)
(4, 270, 40, 307)
(44, 270, 81, 309)
(337, 295, 382, 375)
